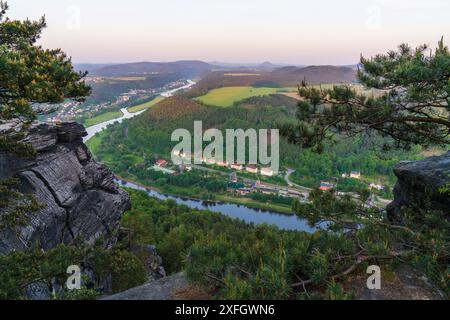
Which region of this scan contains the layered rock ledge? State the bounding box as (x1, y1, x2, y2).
(387, 151, 450, 220)
(0, 120, 131, 254)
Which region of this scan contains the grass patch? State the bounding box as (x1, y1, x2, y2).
(216, 194, 293, 214)
(84, 111, 123, 127)
(194, 86, 293, 107)
(85, 133, 104, 156)
(128, 96, 165, 113)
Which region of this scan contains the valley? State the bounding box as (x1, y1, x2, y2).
(2, 1, 449, 303)
(80, 64, 428, 220)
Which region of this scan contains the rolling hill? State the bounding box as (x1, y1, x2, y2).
(188, 65, 358, 97)
(271, 65, 357, 84)
(89, 60, 218, 78)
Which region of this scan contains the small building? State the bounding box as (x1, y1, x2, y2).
(236, 188, 252, 196)
(350, 171, 361, 179)
(172, 150, 181, 157)
(319, 182, 335, 191)
(156, 159, 168, 167)
(246, 165, 258, 174)
(253, 182, 278, 195)
(341, 173, 349, 178)
(369, 183, 384, 191)
(179, 164, 193, 173)
(229, 172, 238, 183)
(287, 189, 305, 197)
(180, 152, 190, 159)
(261, 167, 274, 177)
(216, 161, 228, 167)
(230, 163, 243, 171)
(258, 187, 278, 195)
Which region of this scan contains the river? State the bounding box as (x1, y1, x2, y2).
(84, 79, 319, 232)
(83, 79, 197, 143)
(117, 180, 319, 232)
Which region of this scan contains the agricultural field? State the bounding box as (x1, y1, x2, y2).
(195, 86, 295, 107)
(280, 83, 383, 100)
(111, 76, 147, 81)
(128, 96, 165, 113)
(83, 110, 123, 127)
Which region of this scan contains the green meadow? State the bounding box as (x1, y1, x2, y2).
(195, 86, 294, 107)
(84, 110, 123, 127)
(127, 96, 165, 113)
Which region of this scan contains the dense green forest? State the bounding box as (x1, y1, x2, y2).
(2, 186, 448, 299)
(122, 189, 450, 299)
(92, 94, 423, 198)
(84, 73, 181, 105)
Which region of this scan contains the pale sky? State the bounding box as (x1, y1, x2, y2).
(7, 0, 450, 65)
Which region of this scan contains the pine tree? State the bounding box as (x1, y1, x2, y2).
(281, 38, 450, 152)
(0, 1, 90, 124)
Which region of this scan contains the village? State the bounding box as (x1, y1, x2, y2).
(150, 150, 386, 207)
(42, 79, 191, 124)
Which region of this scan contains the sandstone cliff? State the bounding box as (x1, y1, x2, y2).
(387, 151, 450, 220)
(0, 120, 131, 253)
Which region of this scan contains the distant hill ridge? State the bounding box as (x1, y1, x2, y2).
(187, 65, 358, 96)
(88, 60, 216, 78)
(271, 65, 357, 84)
(77, 60, 357, 84)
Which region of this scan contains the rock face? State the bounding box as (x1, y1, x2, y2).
(0, 120, 131, 254)
(102, 273, 189, 300)
(344, 265, 445, 300)
(102, 272, 210, 300)
(387, 151, 450, 220)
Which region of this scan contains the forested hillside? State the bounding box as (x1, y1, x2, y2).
(92, 93, 423, 198)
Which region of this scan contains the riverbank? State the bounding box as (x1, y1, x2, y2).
(115, 174, 294, 215)
(116, 176, 316, 232)
(83, 79, 196, 143)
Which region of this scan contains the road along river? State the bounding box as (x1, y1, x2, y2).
(83, 80, 196, 143)
(84, 79, 326, 232)
(116, 179, 323, 232)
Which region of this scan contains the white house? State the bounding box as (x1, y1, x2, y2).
(230, 164, 243, 171)
(261, 167, 274, 177)
(369, 183, 384, 191)
(246, 166, 258, 174)
(172, 150, 181, 157)
(350, 171, 361, 179)
(216, 161, 229, 167)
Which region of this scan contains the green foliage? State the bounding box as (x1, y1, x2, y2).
(90, 247, 148, 293)
(0, 178, 43, 231)
(326, 281, 353, 300)
(93, 95, 422, 197)
(293, 187, 450, 297)
(123, 179, 446, 300)
(0, 131, 37, 157)
(0, 1, 91, 124)
(122, 189, 361, 299)
(282, 39, 450, 152)
(0, 240, 150, 300)
(0, 244, 84, 299)
(249, 192, 294, 206)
